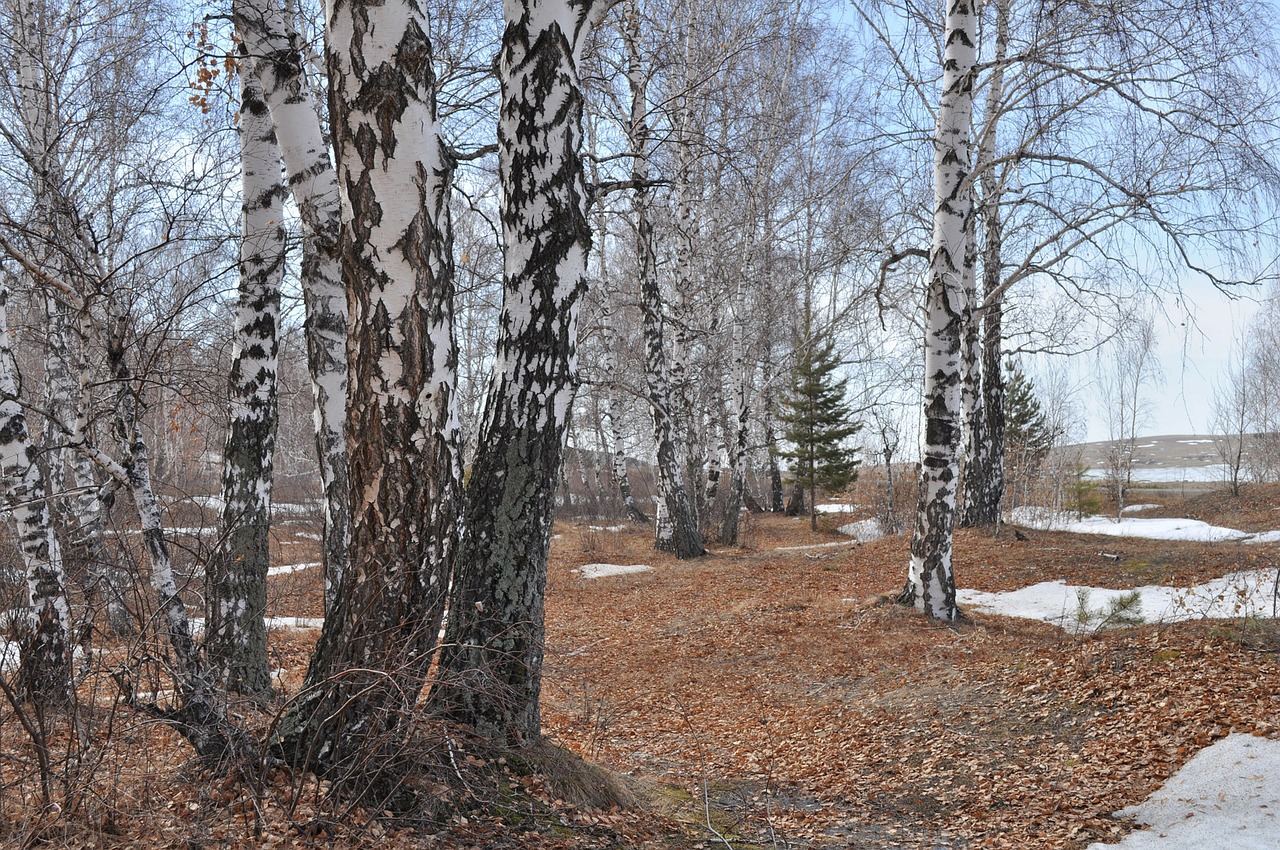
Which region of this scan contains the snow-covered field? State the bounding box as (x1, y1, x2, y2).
(1086, 734, 1280, 850)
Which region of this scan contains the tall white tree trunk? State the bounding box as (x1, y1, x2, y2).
(720, 277, 751, 544)
(905, 0, 977, 621)
(623, 0, 705, 558)
(232, 0, 349, 610)
(598, 291, 649, 523)
(277, 0, 460, 778)
(436, 0, 602, 744)
(205, 66, 285, 697)
(43, 294, 130, 633)
(0, 285, 72, 704)
(961, 0, 1009, 530)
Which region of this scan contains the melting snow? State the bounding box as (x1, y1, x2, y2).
(815, 503, 857, 514)
(1081, 465, 1228, 483)
(586, 525, 627, 533)
(776, 540, 858, 552)
(1086, 734, 1280, 850)
(838, 519, 886, 543)
(575, 563, 653, 579)
(957, 570, 1279, 631)
(267, 562, 321, 577)
(1120, 504, 1161, 514)
(1011, 508, 1264, 543)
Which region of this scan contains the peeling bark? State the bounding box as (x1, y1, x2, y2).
(720, 279, 750, 545)
(961, 0, 1008, 531)
(101, 296, 236, 760)
(275, 0, 460, 779)
(43, 294, 130, 633)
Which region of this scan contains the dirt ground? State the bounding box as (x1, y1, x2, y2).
(538, 488, 1280, 849)
(2, 486, 1278, 848)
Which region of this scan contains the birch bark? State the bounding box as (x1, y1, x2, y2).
(904, 0, 976, 620)
(43, 290, 129, 633)
(961, 0, 1008, 530)
(719, 277, 750, 544)
(275, 0, 460, 777)
(435, 0, 601, 743)
(100, 295, 235, 758)
(622, 0, 704, 558)
(205, 65, 285, 697)
(0, 285, 72, 704)
(232, 0, 349, 609)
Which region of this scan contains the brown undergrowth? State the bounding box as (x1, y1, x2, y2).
(3, 491, 1278, 848)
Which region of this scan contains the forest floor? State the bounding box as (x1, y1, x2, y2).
(2, 485, 1279, 849)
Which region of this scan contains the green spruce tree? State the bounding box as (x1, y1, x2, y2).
(779, 309, 862, 531)
(1003, 361, 1056, 500)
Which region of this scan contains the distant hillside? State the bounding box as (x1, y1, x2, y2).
(1064, 434, 1226, 484)
(1070, 434, 1220, 468)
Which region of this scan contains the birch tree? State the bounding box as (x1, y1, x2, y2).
(231, 0, 349, 610)
(1102, 314, 1160, 517)
(204, 66, 285, 698)
(902, 0, 975, 621)
(622, 0, 705, 558)
(275, 0, 461, 777)
(0, 283, 72, 704)
(435, 0, 601, 744)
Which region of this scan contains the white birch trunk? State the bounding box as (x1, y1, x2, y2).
(905, 0, 977, 621)
(205, 66, 285, 697)
(277, 0, 461, 775)
(0, 285, 72, 703)
(963, 0, 1010, 529)
(96, 294, 237, 757)
(623, 0, 704, 558)
(232, 0, 349, 609)
(598, 291, 648, 523)
(436, 0, 602, 743)
(43, 294, 130, 633)
(720, 278, 750, 544)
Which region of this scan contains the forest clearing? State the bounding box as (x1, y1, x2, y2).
(3, 482, 1277, 849)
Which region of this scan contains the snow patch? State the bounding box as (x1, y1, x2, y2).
(838, 519, 886, 543)
(957, 569, 1280, 631)
(1175, 439, 1216, 445)
(815, 503, 857, 514)
(586, 525, 627, 533)
(1011, 508, 1252, 543)
(1086, 734, 1280, 850)
(266, 616, 324, 630)
(1120, 504, 1161, 514)
(574, 563, 653, 579)
(776, 541, 858, 552)
(267, 562, 321, 577)
(274, 501, 322, 515)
